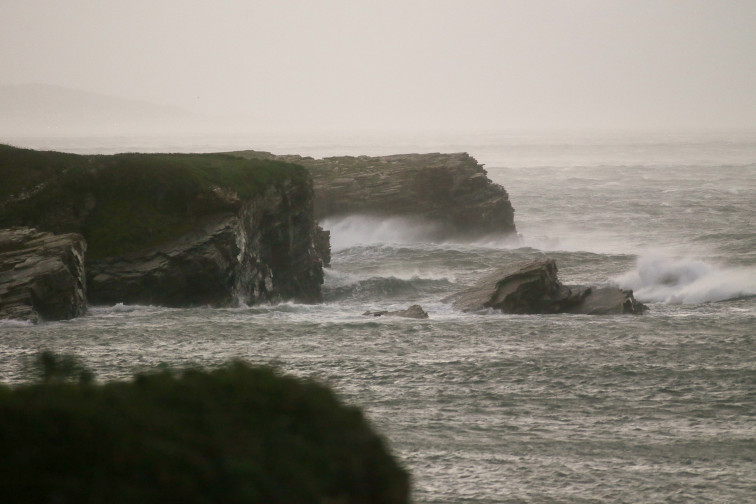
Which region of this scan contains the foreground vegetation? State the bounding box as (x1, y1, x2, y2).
(0, 355, 410, 504)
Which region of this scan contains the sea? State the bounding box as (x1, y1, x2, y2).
(1, 130, 755, 503)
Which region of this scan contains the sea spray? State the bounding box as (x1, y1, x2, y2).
(615, 255, 756, 304)
(323, 215, 443, 250)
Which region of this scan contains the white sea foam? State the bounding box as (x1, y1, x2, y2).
(87, 302, 174, 317)
(325, 267, 452, 287)
(322, 215, 442, 250)
(89, 302, 145, 314)
(615, 255, 756, 304)
(465, 233, 523, 250)
(324, 214, 525, 253)
(0, 318, 34, 328)
(323, 267, 359, 287)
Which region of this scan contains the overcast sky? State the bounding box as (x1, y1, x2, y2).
(2, 0, 755, 132)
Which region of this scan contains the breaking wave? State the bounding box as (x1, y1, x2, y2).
(0, 318, 34, 328)
(322, 215, 442, 250)
(615, 255, 756, 304)
(324, 269, 455, 303)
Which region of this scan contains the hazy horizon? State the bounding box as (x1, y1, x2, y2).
(2, 1, 755, 135)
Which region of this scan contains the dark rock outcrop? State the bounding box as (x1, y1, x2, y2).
(363, 304, 429, 319)
(314, 224, 331, 267)
(443, 258, 647, 315)
(0, 227, 87, 322)
(0, 145, 328, 309)
(88, 182, 324, 307)
(231, 151, 517, 240)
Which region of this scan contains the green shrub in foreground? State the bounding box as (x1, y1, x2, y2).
(0, 360, 410, 504)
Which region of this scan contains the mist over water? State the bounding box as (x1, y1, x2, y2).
(1, 132, 755, 502)
(323, 215, 445, 250)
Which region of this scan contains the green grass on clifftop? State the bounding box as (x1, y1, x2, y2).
(0, 145, 309, 258)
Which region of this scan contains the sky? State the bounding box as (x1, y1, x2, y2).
(2, 0, 756, 133)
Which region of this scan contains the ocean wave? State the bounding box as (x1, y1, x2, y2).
(217, 300, 312, 314)
(322, 215, 442, 250)
(501, 231, 636, 256)
(615, 255, 756, 304)
(88, 302, 154, 314)
(86, 303, 181, 317)
(324, 274, 455, 303)
(0, 318, 34, 328)
(324, 214, 526, 252)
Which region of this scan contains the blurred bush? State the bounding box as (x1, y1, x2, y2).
(22, 350, 95, 384)
(0, 357, 410, 504)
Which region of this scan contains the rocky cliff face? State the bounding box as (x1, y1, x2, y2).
(0, 228, 87, 322)
(88, 181, 325, 307)
(0, 146, 327, 312)
(232, 151, 517, 240)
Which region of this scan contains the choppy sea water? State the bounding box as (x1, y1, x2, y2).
(2, 132, 755, 503)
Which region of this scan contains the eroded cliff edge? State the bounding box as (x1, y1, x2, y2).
(231, 151, 517, 240)
(0, 227, 87, 322)
(0, 145, 328, 314)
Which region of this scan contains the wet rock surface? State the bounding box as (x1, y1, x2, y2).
(88, 182, 325, 307)
(0, 146, 328, 310)
(231, 151, 517, 240)
(443, 258, 647, 315)
(0, 227, 87, 322)
(363, 304, 430, 319)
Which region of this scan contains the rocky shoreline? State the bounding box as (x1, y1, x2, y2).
(1, 145, 647, 323)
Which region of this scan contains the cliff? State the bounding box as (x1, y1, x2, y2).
(0, 145, 327, 310)
(0, 228, 87, 322)
(231, 151, 517, 240)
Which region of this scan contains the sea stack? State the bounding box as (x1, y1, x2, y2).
(231, 151, 517, 241)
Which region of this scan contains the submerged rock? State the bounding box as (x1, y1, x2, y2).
(231, 150, 517, 241)
(363, 304, 430, 319)
(0, 227, 87, 322)
(443, 258, 646, 315)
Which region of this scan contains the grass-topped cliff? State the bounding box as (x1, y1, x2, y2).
(231, 150, 517, 240)
(0, 144, 309, 259)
